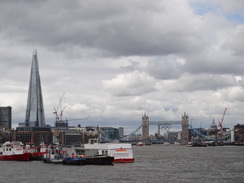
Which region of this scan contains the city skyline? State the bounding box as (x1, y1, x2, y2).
(0, 1, 244, 134)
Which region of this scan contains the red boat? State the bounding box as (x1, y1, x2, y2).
(0, 141, 32, 161)
(136, 142, 144, 147)
(25, 142, 47, 160)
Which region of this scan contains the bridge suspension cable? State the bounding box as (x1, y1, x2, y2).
(189, 124, 230, 140)
(119, 125, 142, 140)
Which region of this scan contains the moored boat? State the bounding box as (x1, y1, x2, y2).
(187, 140, 208, 147)
(136, 142, 144, 147)
(0, 141, 32, 161)
(85, 155, 114, 165)
(62, 157, 87, 165)
(43, 145, 113, 165)
(80, 138, 134, 163)
(187, 141, 192, 147)
(25, 141, 48, 160)
(43, 145, 68, 164)
(162, 142, 170, 146)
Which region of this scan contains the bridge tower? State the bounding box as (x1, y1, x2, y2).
(181, 112, 189, 145)
(142, 113, 151, 145)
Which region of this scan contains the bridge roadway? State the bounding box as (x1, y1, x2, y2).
(149, 121, 182, 125)
(149, 121, 182, 135)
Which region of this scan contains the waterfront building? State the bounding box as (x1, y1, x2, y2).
(12, 127, 53, 146)
(56, 126, 99, 146)
(100, 127, 119, 140)
(234, 124, 244, 145)
(0, 128, 10, 143)
(25, 50, 45, 127)
(118, 127, 124, 138)
(128, 133, 142, 141)
(0, 106, 12, 129)
(58, 129, 82, 146)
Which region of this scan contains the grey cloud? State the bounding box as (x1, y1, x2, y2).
(120, 60, 141, 72)
(222, 25, 244, 56)
(147, 56, 185, 80)
(0, 0, 205, 57)
(183, 49, 244, 75)
(165, 74, 237, 92)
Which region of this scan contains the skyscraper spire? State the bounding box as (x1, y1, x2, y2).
(25, 50, 45, 127)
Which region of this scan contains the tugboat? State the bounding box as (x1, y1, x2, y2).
(0, 141, 32, 161)
(43, 145, 69, 164)
(43, 146, 114, 165)
(62, 156, 87, 165)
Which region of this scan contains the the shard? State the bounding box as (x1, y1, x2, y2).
(25, 50, 45, 127)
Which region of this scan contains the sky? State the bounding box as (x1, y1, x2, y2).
(0, 0, 244, 135)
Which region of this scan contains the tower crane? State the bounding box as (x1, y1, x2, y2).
(65, 118, 88, 125)
(218, 108, 227, 143)
(53, 93, 67, 122)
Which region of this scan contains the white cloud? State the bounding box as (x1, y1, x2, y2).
(103, 71, 156, 96)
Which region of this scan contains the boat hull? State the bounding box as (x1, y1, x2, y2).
(85, 156, 114, 165)
(114, 158, 134, 163)
(62, 157, 87, 165)
(0, 153, 32, 161)
(43, 158, 64, 164)
(31, 152, 46, 160)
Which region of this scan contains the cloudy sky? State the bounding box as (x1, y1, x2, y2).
(0, 0, 244, 134)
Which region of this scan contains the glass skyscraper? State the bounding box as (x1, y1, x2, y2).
(25, 50, 45, 127)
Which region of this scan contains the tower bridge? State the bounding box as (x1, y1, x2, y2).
(142, 113, 189, 145)
(117, 113, 231, 145)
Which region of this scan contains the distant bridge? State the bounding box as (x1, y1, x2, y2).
(99, 122, 231, 143)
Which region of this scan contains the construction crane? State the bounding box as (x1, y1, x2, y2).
(218, 108, 227, 143)
(53, 93, 67, 122)
(53, 93, 88, 128)
(65, 118, 88, 125)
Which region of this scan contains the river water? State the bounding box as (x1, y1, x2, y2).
(0, 145, 243, 183)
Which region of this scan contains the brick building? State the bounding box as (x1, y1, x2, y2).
(12, 127, 53, 146)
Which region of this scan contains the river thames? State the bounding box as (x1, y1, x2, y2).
(0, 145, 243, 183)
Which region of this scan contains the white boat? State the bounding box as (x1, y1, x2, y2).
(82, 138, 134, 163)
(187, 142, 192, 147)
(0, 141, 32, 161)
(174, 142, 180, 145)
(136, 142, 145, 147)
(162, 142, 170, 146)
